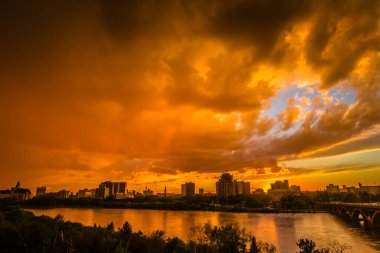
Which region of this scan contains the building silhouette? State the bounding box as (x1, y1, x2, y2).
(234, 180, 251, 195)
(143, 186, 153, 196)
(181, 182, 195, 197)
(0, 181, 32, 200)
(45, 190, 71, 199)
(216, 173, 235, 199)
(36, 186, 46, 196)
(270, 180, 289, 190)
(96, 181, 127, 199)
(77, 188, 93, 198)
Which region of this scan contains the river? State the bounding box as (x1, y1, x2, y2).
(27, 208, 379, 253)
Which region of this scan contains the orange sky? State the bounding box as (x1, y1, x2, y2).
(0, 0, 379, 194)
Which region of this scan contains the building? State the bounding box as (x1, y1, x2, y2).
(77, 188, 93, 198)
(0, 182, 32, 200)
(290, 185, 301, 193)
(57, 190, 71, 198)
(36, 186, 46, 196)
(358, 183, 380, 195)
(326, 184, 340, 193)
(270, 180, 289, 190)
(181, 182, 195, 197)
(244, 182, 251, 195)
(324, 183, 380, 195)
(96, 181, 127, 199)
(253, 188, 264, 194)
(216, 173, 235, 199)
(45, 190, 71, 199)
(234, 180, 251, 195)
(268, 180, 291, 202)
(126, 191, 135, 198)
(110, 182, 127, 195)
(143, 187, 153, 196)
(95, 187, 110, 199)
(115, 193, 126, 199)
(199, 188, 204, 195)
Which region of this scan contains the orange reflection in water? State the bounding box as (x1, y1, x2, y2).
(27, 208, 379, 253)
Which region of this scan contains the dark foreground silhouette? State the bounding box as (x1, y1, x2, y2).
(0, 206, 349, 253)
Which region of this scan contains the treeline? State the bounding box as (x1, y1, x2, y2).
(5, 191, 378, 213)
(5, 195, 267, 212)
(0, 206, 348, 253)
(14, 194, 323, 213)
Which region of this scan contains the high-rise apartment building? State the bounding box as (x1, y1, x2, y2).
(181, 182, 195, 197)
(216, 173, 234, 199)
(233, 180, 251, 195)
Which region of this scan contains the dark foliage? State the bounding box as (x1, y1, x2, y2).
(0, 206, 268, 253)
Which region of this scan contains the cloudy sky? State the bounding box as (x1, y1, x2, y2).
(1, 0, 379, 193)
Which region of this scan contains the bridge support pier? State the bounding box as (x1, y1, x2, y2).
(323, 203, 380, 228)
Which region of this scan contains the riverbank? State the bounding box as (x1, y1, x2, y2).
(3, 206, 348, 253)
(9, 198, 326, 214)
(20, 206, 380, 253)
(25, 204, 327, 214)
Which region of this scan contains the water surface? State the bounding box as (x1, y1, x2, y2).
(27, 208, 380, 253)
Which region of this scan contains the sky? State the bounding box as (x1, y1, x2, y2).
(0, 0, 379, 194)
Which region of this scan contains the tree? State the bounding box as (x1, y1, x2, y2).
(329, 241, 351, 253)
(107, 222, 115, 232)
(119, 222, 132, 239)
(297, 239, 316, 253)
(250, 236, 260, 253)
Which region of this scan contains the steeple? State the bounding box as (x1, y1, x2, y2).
(164, 185, 167, 197)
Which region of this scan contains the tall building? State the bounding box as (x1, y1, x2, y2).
(112, 182, 126, 195)
(216, 173, 234, 199)
(181, 182, 195, 197)
(268, 180, 292, 202)
(233, 180, 251, 195)
(199, 188, 204, 195)
(244, 182, 251, 195)
(97, 181, 127, 198)
(271, 180, 289, 190)
(36, 186, 46, 196)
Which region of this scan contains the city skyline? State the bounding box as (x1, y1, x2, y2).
(1, 1, 380, 193)
(2, 176, 378, 198)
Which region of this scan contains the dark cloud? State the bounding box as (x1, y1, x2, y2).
(305, 0, 380, 87)
(209, 0, 312, 58)
(0, 0, 379, 189)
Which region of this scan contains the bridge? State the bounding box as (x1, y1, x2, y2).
(320, 202, 380, 228)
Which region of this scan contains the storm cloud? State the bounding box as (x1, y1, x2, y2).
(0, 0, 379, 191)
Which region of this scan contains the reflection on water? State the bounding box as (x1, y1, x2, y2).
(27, 208, 379, 253)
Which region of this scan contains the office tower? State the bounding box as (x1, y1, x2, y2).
(181, 182, 195, 197)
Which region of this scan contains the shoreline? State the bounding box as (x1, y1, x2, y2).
(22, 204, 327, 214)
